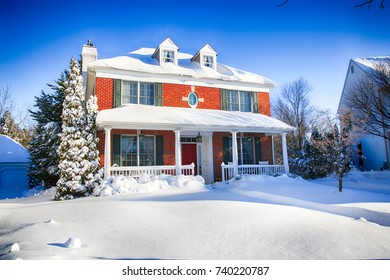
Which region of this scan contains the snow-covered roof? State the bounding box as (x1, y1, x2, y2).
(353, 56, 390, 73)
(96, 104, 295, 133)
(0, 135, 29, 163)
(88, 47, 276, 88)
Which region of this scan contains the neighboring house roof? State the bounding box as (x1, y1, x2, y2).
(0, 135, 29, 163)
(96, 104, 295, 133)
(338, 55, 390, 114)
(88, 47, 276, 90)
(353, 56, 390, 73)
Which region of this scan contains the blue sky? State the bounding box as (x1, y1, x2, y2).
(0, 0, 389, 118)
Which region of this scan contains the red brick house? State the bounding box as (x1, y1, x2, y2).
(82, 38, 294, 183)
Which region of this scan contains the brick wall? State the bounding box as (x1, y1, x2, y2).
(163, 83, 221, 109)
(258, 92, 270, 116)
(98, 129, 176, 166)
(93, 76, 274, 181)
(96, 77, 113, 110)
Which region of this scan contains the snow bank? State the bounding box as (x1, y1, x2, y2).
(93, 174, 206, 196)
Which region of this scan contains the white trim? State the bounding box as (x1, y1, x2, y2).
(231, 131, 239, 177)
(104, 128, 112, 179)
(282, 133, 289, 174)
(174, 130, 182, 175)
(93, 69, 274, 93)
(96, 104, 295, 134)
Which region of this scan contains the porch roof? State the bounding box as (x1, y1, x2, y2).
(96, 104, 295, 134)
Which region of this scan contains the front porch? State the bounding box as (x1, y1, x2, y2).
(96, 104, 295, 183)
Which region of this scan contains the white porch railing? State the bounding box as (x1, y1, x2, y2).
(110, 163, 195, 180)
(221, 163, 286, 182)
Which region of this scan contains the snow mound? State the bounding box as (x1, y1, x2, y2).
(64, 238, 81, 249)
(8, 243, 20, 253)
(93, 174, 206, 197)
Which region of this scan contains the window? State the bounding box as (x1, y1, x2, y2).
(188, 92, 198, 108)
(121, 135, 155, 166)
(227, 90, 239, 111)
(140, 83, 155, 105)
(224, 137, 255, 165)
(226, 90, 251, 112)
(239, 91, 251, 112)
(203, 55, 214, 69)
(122, 81, 155, 105)
(163, 50, 175, 63)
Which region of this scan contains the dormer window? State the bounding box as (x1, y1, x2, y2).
(152, 38, 179, 66)
(203, 55, 214, 69)
(191, 43, 217, 71)
(163, 50, 175, 63)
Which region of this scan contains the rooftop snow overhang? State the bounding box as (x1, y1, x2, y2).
(96, 104, 295, 134)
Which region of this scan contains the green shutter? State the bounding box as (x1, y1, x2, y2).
(255, 137, 262, 163)
(155, 135, 164, 165)
(252, 92, 258, 113)
(113, 134, 121, 166)
(155, 83, 163, 106)
(222, 137, 231, 164)
(221, 88, 227, 110)
(114, 79, 121, 107)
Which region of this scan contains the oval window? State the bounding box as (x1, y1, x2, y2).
(188, 92, 198, 108)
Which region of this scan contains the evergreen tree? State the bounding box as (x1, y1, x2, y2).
(28, 74, 66, 188)
(82, 94, 102, 193)
(0, 110, 32, 147)
(55, 59, 88, 200)
(55, 59, 101, 200)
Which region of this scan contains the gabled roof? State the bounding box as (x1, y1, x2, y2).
(337, 55, 390, 114)
(191, 43, 218, 62)
(353, 56, 390, 73)
(89, 48, 276, 90)
(0, 135, 29, 163)
(151, 37, 179, 59)
(96, 104, 295, 133)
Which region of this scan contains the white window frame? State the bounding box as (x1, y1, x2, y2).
(121, 134, 156, 167)
(121, 80, 155, 105)
(226, 90, 252, 112)
(163, 50, 175, 63)
(202, 55, 214, 69)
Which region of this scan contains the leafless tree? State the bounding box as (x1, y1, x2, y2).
(344, 59, 390, 141)
(0, 86, 32, 146)
(0, 85, 14, 118)
(310, 112, 356, 192)
(272, 77, 315, 155)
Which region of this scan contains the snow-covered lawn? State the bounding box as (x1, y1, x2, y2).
(0, 172, 389, 260)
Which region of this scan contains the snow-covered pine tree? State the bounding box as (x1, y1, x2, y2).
(55, 59, 89, 200)
(82, 94, 102, 193)
(28, 75, 66, 188)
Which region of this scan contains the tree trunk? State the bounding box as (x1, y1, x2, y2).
(338, 176, 343, 192)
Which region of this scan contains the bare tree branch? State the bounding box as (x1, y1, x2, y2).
(276, 0, 289, 7)
(276, 0, 385, 9)
(344, 59, 390, 140)
(354, 0, 385, 9)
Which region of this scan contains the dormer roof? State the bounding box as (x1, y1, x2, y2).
(152, 38, 179, 65)
(191, 43, 218, 71)
(191, 44, 217, 61)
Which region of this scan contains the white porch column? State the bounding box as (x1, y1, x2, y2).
(281, 133, 289, 174)
(231, 131, 239, 177)
(174, 130, 182, 175)
(104, 127, 112, 179)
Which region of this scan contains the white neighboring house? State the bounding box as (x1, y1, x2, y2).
(0, 135, 30, 199)
(338, 56, 390, 171)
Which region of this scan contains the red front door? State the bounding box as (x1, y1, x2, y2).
(182, 143, 197, 175)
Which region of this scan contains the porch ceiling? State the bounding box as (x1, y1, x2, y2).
(96, 104, 295, 134)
